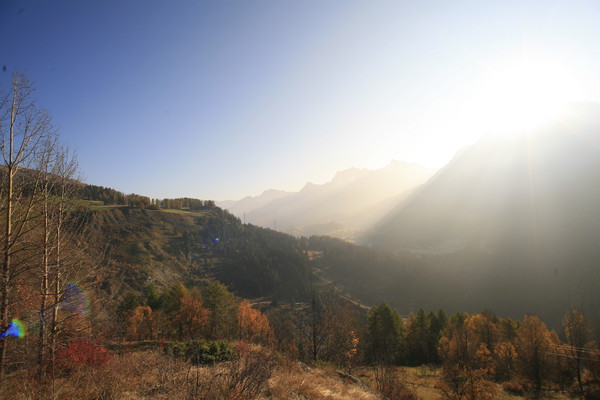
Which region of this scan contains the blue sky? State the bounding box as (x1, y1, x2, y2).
(1, 1, 599, 200)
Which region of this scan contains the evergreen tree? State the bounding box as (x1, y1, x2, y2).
(203, 282, 237, 339)
(366, 302, 404, 365)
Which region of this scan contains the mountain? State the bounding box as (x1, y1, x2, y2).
(218, 189, 292, 218)
(370, 102, 600, 250)
(365, 102, 600, 325)
(219, 161, 436, 239)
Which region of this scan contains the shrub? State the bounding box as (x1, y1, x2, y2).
(186, 346, 276, 400)
(375, 365, 422, 400)
(55, 339, 112, 374)
(164, 340, 234, 364)
(502, 380, 525, 396)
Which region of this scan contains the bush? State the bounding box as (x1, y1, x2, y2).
(55, 339, 112, 374)
(375, 365, 422, 400)
(164, 340, 234, 364)
(186, 345, 277, 400)
(502, 380, 525, 396)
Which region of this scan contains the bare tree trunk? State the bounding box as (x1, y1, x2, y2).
(48, 174, 65, 384)
(37, 193, 50, 378)
(0, 163, 14, 378)
(0, 73, 53, 378)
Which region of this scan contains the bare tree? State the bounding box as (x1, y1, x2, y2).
(298, 287, 359, 366)
(43, 145, 97, 382)
(0, 73, 53, 377)
(36, 137, 59, 378)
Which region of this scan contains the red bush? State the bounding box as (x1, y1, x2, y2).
(55, 339, 112, 373)
(502, 381, 525, 396)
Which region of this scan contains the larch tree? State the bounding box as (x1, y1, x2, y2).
(238, 300, 272, 345)
(516, 315, 557, 397)
(177, 291, 210, 340)
(437, 313, 497, 400)
(562, 309, 596, 400)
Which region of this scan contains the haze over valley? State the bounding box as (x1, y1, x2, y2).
(218, 161, 436, 239)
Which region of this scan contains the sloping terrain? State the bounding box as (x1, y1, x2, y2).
(364, 102, 600, 326)
(86, 206, 312, 303)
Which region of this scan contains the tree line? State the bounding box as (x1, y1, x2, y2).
(365, 302, 600, 399)
(81, 184, 217, 211)
(117, 281, 272, 346)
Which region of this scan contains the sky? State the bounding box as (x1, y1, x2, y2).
(1, 0, 599, 200)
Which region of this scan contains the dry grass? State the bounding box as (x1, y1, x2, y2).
(266, 362, 378, 400)
(0, 351, 190, 400)
(0, 347, 379, 400)
(2, 350, 573, 400)
(159, 208, 208, 217)
(354, 366, 573, 400)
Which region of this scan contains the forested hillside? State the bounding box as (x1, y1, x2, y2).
(85, 206, 312, 303)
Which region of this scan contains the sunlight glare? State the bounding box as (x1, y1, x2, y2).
(473, 56, 581, 136)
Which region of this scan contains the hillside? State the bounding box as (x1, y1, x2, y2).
(363, 102, 600, 326)
(85, 206, 312, 304)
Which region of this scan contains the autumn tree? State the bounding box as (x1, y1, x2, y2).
(562, 309, 596, 399)
(294, 287, 361, 367)
(316, 292, 360, 368)
(127, 305, 155, 341)
(265, 307, 300, 359)
(437, 313, 497, 400)
(516, 315, 558, 397)
(177, 290, 210, 340)
(238, 300, 272, 345)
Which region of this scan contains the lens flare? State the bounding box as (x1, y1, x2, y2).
(61, 282, 90, 317)
(0, 319, 25, 339)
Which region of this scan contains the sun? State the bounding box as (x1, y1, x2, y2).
(472, 55, 582, 136)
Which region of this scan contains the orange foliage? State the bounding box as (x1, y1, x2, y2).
(237, 300, 272, 345)
(127, 305, 155, 341)
(176, 294, 210, 340)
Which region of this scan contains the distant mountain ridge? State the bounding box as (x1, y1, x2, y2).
(218, 189, 293, 218)
(218, 161, 437, 239)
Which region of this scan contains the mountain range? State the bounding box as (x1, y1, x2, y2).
(218, 161, 437, 239)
